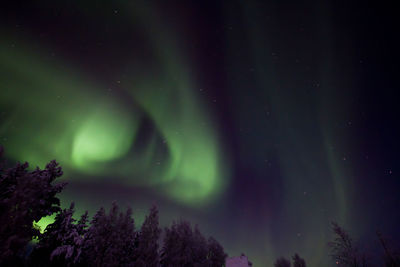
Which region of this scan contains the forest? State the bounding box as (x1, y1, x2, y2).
(1, 147, 399, 267)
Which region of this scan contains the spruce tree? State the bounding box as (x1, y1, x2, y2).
(292, 253, 306, 267)
(30, 203, 88, 266)
(207, 236, 227, 267)
(274, 257, 291, 267)
(82, 202, 135, 266)
(135, 205, 161, 267)
(160, 220, 226, 267)
(0, 150, 65, 265)
(377, 231, 400, 267)
(329, 222, 362, 267)
(161, 220, 191, 266)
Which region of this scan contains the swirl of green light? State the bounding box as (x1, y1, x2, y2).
(0, 29, 227, 206)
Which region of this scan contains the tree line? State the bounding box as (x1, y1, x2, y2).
(0, 147, 226, 266)
(1, 146, 399, 266)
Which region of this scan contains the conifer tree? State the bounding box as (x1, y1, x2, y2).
(0, 149, 65, 265)
(30, 203, 88, 266)
(82, 202, 136, 266)
(160, 220, 226, 267)
(0, 148, 229, 267)
(192, 225, 209, 266)
(329, 222, 362, 267)
(377, 231, 400, 267)
(135, 205, 161, 267)
(292, 253, 306, 267)
(274, 257, 291, 267)
(207, 236, 227, 267)
(161, 220, 193, 266)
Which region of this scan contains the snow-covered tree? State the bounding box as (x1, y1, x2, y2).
(0, 149, 65, 265)
(135, 205, 161, 267)
(82, 202, 136, 266)
(30, 203, 88, 266)
(160, 220, 226, 267)
(207, 236, 227, 267)
(161, 220, 196, 266)
(192, 225, 209, 266)
(161, 220, 186, 266)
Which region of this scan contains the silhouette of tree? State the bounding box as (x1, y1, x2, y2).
(192, 225, 209, 266)
(161, 220, 190, 266)
(0, 148, 228, 266)
(292, 253, 306, 267)
(160, 220, 226, 267)
(207, 236, 227, 267)
(377, 231, 400, 267)
(135, 205, 161, 267)
(328, 222, 367, 267)
(0, 148, 65, 265)
(274, 257, 291, 267)
(30, 203, 88, 266)
(160, 221, 201, 266)
(81, 202, 136, 266)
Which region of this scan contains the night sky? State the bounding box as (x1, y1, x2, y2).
(0, 1, 399, 266)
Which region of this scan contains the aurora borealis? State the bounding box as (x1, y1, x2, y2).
(1, 1, 399, 266)
(0, 5, 226, 205)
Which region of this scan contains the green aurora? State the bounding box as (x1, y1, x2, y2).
(0, 32, 228, 207)
(2, 1, 390, 266)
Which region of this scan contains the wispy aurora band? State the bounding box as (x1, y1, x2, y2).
(0, 31, 228, 206)
(221, 2, 352, 265)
